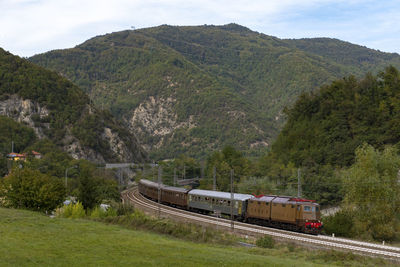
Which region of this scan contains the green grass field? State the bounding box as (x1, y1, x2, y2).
(0, 208, 393, 266)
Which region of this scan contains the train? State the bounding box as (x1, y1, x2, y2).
(138, 179, 322, 234)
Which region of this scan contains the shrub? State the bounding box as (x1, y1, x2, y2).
(56, 202, 85, 219)
(116, 203, 135, 216)
(256, 235, 275, 248)
(1, 167, 65, 212)
(322, 209, 355, 238)
(71, 202, 86, 218)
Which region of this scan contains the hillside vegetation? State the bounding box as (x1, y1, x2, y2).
(0, 48, 147, 163)
(30, 24, 400, 158)
(272, 66, 400, 167)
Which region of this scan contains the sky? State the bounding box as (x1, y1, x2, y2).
(1, 0, 399, 57)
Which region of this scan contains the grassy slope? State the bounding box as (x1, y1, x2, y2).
(0, 207, 387, 267)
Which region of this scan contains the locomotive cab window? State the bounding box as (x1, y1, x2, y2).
(304, 206, 311, 211)
(316, 206, 320, 212)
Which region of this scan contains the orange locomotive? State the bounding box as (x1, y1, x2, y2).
(246, 195, 322, 234)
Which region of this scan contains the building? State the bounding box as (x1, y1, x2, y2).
(6, 151, 42, 161)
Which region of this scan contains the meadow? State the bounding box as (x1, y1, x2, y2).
(0, 207, 393, 266)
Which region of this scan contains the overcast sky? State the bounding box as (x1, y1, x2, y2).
(1, 0, 399, 57)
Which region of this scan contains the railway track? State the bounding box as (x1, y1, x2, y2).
(122, 187, 400, 261)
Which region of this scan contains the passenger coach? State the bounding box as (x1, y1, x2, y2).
(188, 189, 252, 220)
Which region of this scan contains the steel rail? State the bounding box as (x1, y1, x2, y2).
(122, 188, 400, 260)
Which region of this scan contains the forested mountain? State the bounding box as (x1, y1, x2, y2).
(30, 24, 400, 159)
(0, 48, 147, 163)
(272, 66, 400, 167)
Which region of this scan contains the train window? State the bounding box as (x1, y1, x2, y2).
(257, 202, 260, 205)
(316, 206, 320, 212)
(304, 206, 311, 211)
(312, 206, 315, 212)
(297, 205, 300, 211)
(265, 202, 269, 205)
(291, 205, 295, 208)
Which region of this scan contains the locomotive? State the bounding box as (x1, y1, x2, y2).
(138, 179, 322, 234)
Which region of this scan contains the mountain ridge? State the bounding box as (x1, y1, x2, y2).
(30, 24, 400, 159)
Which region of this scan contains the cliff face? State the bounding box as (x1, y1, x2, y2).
(0, 95, 49, 139)
(0, 95, 146, 163)
(129, 96, 197, 151)
(0, 48, 148, 163)
(0, 94, 146, 163)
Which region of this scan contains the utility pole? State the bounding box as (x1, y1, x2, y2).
(201, 161, 204, 180)
(230, 169, 234, 231)
(11, 141, 14, 153)
(65, 166, 77, 193)
(213, 166, 216, 191)
(173, 168, 177, 186)
(183, 165, 186, 180)
(119, 169, 123, 190)
(153, 161, 156, 181)
(158, 166, 162, 218)
(297, 168, 302, 198)
(397, 169, 400, 184)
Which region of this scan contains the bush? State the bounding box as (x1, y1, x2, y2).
(116, 203, 135, 216)
(71, 202, 85, 218)
(90, 206, 117, 218)
(56, 202, 85, 219)
(0, 167, 65, 212)
(256, 235, 275, 248)
(322, 209, 355, 238)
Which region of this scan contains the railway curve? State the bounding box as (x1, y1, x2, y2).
(122, 187, 400, 262)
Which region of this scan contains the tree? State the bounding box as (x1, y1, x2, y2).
(204, 146, 251, 191)
(0, 167, 65, 212)
(76, 160, 119, 210)
(341, 144, 400, 241)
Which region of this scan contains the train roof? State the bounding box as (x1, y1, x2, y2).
(189, 189, 252, 201)
(250, 196, 276, 202)
(250, 195, 318, 205)
(139, 179, 164, 188)
(163, 186, 190, 193)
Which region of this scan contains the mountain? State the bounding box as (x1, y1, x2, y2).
(29, 24, 400, 159)
(0, 48, 147, 163)
(272, 66, 400, 167)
